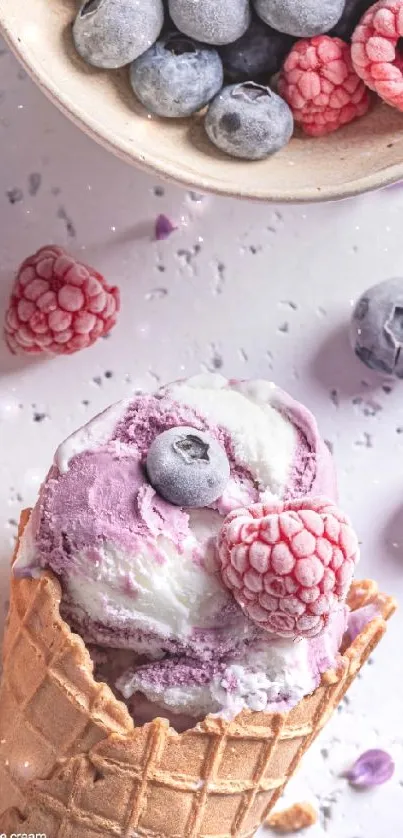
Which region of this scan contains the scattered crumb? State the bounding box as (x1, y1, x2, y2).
(330, 389, 339, 407)
(6, 187, 23, 204)
(266, 802, 318, 833)
(280, 300, 298, 310)
(212, 260, 226, 294)
(57, 205, 76, 238)
(28, 172, 42, 196)
(354, 432, 373, 448)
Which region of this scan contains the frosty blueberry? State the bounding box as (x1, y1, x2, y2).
(219, 16, 294, 83)
(168, 0, 251, 46)
(205, 82, 293, 160)
(130, 33, 223, 118)
(350, 278, 403, 377)
(253, 0, 345, 37)
(73, 0, 164, 69)
(146, 426, 230, 507)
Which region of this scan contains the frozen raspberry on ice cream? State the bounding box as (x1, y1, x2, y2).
(279, 35, 371, 136)
(351, 0, 403, 111)
(4, 245, 119, 356)
(218, 496, 359, 640)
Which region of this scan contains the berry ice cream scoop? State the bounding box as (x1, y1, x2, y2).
(16, 374, 357, 723)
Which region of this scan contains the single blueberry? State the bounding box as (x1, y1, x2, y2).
(350, 278, 403, 378)
(253, 0, 345, 37)
(130, 33, 223, 118)
(330, 0, 374, 40)
(205, 82, 293, 160)
(73, 0, 164, 69)
(168, 0, 251, 46)
(219, 16, 295, 84)
(146, 426, 230, 507)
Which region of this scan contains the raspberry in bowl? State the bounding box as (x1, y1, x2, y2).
(2, 0, 403, 200)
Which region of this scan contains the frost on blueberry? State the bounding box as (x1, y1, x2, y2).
(130, 33, 223, 118)
(73, 0, 164, 69)
(168, 0, 251, 46)
(146, 426, 230, 507)
(253, 0, 345, 37)
(350, 278, 403, 377)
(219, 16, 294, 83)
(205, 82, 293, 160)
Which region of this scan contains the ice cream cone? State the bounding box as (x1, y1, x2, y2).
(0, 511, 396, 838)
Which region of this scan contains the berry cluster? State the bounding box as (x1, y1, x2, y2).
(218, 497, 359, 640)
(70, 0, 401, 160)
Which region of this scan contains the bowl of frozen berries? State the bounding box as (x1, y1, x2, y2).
(2, 0, 403, 201)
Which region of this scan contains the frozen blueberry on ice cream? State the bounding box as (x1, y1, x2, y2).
(146, 426, 230, 506)
(130, 34, 224, 118)
(15, 373, 363, 726)
(73, 0, 164, 69)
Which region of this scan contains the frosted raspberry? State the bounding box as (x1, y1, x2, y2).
(351, 0, 403, 111)
(278, 35, 371, 137)
(218, 497, 359, 640)
(4, 245, 120, 356)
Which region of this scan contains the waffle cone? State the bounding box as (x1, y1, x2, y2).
(0, 511, 396, 838)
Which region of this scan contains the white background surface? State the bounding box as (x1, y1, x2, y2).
(0, 38, 402, 836)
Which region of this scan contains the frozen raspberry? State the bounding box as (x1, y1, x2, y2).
(278, 35, 371, 136)
(351, 0, 403, 111)
(4, 245, 119, 356)
(218, 497, 359, 640)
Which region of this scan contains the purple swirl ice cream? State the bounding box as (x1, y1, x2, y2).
(15, 374, 351, 727)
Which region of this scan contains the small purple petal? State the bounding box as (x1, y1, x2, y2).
(155, 214, 177, 241)
(345, 749, 395, 788)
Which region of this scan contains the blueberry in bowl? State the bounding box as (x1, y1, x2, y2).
(218, 15, 295, 83)
(130, 33, 223, 118)
(73, 0, 165, 69)
(205, 82, 294, 160)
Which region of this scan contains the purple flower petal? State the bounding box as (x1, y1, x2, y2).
(345, 749, 395, 788)
(155, 214, 177, 241)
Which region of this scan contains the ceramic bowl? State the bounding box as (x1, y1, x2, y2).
(2, 0, 403, 202)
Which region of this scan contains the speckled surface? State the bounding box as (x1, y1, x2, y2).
(0, 38, 402, 837)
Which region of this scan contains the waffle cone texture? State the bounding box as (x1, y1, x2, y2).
(0, 511, 396, 838)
